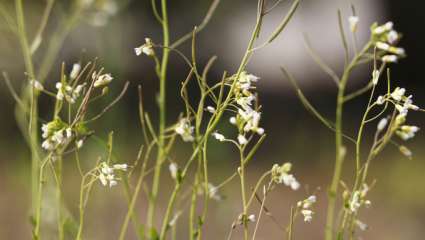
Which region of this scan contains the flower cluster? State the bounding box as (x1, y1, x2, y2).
(56, 82, 86, 104)
(371, 21, 405, 63)
(41, 119, 72, 151)
(98, 162, 128, 187)
(271, 162, 300, 190)
(134, 38, 155, 56)
(228, 71, 264, 144)
(297, 195, 316, 222)
(347, 184, 371, 213)
(376, 87, 421, 144)
(175, 118, 195, 142)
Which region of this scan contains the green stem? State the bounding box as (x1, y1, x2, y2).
(147, 0, 170, 229)
(239, 148, 249, 240)
(325, 41, 372, 240)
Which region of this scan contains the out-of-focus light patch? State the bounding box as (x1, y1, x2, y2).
(220, 0, 386, 92)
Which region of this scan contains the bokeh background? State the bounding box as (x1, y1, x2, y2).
(0, 0, 424, 239)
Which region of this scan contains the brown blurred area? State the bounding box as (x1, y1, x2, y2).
(0, 0, 425, 239)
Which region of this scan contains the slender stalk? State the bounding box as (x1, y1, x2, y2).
(325, 41, 372, 240)
(147, 0, 170, 229)
(15, 1, 42, 237)
(239, 148, 249, 240)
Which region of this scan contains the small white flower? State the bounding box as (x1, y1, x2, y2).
(135, 38, 154, 56)
(169, 162, 178, 180)
(397, 125, 420, 140)
(175, 119, 194, 142)
(237, 134, 248, 145)
(376, 96, 385, 105)
(30, 80, 44, 91)
(373, 21, 393, 35)
(70, 63, 81, 80)
(381, 55, 398, 63)
(377, 118, 388, 131)
(212, 132, 226, 142)
(247, 214, 256, 222)
(372, 70, 380, 85)
(387, 30, 399, 44)
(66, 128, 72, 138)
(282, 174, 300, 190)
(98, 161, 127, 187)
(399, 145, 412, 158)
(207, 183, 222, 200)
(229, 117, 237, 125)
(376, 41, 390, 51)
(76, 139, 84, 149)
(348, 16, 359, 33)
(349, 191, 361, 213)
(42, 139, 55, 151)
(99, 173, 108, 186)
(301, 209, 314, 222)
(355, 220, 368, 231)
(113, 164, 128, 171)
(94, 73, 113, 88)
(298, 195, 317, 209)
(206, 106, 216, 113)
(391, 87, 406, 101)
(391, 47, 405, 55)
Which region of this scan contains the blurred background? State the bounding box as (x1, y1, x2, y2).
(0, 0, 424, 239)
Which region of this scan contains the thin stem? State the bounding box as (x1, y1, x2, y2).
(147, 0, 170, 229)
(325, 41, 372, 240)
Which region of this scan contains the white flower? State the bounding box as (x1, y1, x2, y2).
(376, 41, 390, 51)
(99, 173, 108, 186)
(66, 128, 72, 138)
(382, 55, 398, 63)
(206, 106, 216, 113)
(372, 70, 380, 85)
(377, 118, 388, 131)
(247, 214, 256, 222)
(70, 63, 81, 80)
(30, 80, 44, 91)
(387, 30, 399, 44)
(229, 117, 237, 125)
(94, 73, 113, 88)
(76, 139, 84, 149)
(207, 183, 222, 200)
(301, 209, 313, 222)
(113, 164, 128, 171)
(135, 38, 154, 56)
(169, 162, 178, 179)
(348, 16, 359, 33)
(399, 145, 412, 158)
(373, 21, 393, 35)
(391, 87, 406, 101)
(175, 118, 194, 142)
(349, 191, 361, 213)
(376, 96, 385, 105)
(237, 134, 248, 145)
(298, 195, 317, 209)
(355, 220, 368, 231)
(391, 47, 405, 55)
(42, 139, 55, 151)
(397, 125, 420, 140)
(282, 174, 300, 190)
(56, 82, 65, 100)
(212, 132, 226, 142)
(52, 130, 65, 144)
(98, 162, 127, 187)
